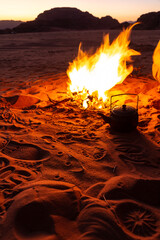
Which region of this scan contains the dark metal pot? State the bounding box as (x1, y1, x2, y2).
(100, 93, 139, 132)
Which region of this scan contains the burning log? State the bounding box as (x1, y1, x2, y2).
(47, 94, 71, 106)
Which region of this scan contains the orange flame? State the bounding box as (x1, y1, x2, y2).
(67, 24, 140, 108)
(152, 40, 160, 82)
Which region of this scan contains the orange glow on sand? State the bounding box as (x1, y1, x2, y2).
(67, 23, 140, 109)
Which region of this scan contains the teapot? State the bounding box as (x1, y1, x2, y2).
(99, 93, 139, 132)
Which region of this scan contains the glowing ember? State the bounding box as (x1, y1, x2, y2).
(67, 24, 140, 109)
(152, 40, 160, 82)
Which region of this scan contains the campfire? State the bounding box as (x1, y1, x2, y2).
(67, 23, 140, 109)
(152, 40, 160, 82)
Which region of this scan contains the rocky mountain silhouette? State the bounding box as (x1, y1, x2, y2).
(13, 7, 120, 33)
(136, 11, 160, 29)
(0, 8, 160, 34)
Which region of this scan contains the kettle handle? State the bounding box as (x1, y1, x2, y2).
(110, 93, 139, 111)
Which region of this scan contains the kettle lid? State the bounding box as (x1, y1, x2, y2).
(111, 104, 137, 117)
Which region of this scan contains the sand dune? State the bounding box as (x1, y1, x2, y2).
(0, 30, 160, 239)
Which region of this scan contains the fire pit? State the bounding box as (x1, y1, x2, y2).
(66, 24, 159, 132)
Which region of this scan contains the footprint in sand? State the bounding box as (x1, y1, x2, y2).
(0, 141, 50, 217)
(138, 118, 151, 128)
(93, 148, 105, 160)
(0, 137, 8, 150)
(2, 140, 50, 161)
(115, 200, 159, 239)
(0, 166, 37, 194)
(0, 157, 38, 220)
(119, 153, 147, 165)
(56, 130, 97, 145)
(115, 143, 147, 165)
(0, 157, 9, 168)
(152, 99, 160, 110)
(0, 124, 23, 132)
(65, 155, 84, 173)
(155, 124, 160, 132)
(41, 135, 56, 145)
(115, 144, 143, 154)
(56, 132, 76, 144)
(46, 146, 84, 173)
(0, 166, 15, 179)
(93, 148, 112, 162)
(112, 137, 133, 144)
(0, 162, 37, 185)
(72, 133, 97, 143)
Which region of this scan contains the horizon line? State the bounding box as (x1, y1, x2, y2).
(0, 6, 159, 24)
(0, 6, 150, 24)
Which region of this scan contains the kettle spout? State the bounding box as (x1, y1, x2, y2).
(98, 112, 110, 123)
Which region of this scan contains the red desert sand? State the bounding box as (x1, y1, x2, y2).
(0, 28, 160, 240)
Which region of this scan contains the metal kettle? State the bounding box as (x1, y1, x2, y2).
(100, 93, 139, 132)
